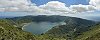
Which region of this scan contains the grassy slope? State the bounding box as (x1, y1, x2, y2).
(0, 19, 66, 40)
(45, 17, 96, 40)
(75, 24, 100, 40)
(0, 19, 36, 40)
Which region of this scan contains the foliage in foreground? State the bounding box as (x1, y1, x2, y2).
(0, 19, 35, 40)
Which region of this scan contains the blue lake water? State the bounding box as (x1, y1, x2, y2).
(22, 22, 66, 34)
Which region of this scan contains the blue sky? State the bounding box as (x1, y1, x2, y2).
(31, 0, 90, 6)
(0, 0, 99, 17)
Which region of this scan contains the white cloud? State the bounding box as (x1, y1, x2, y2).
(89, 0, 100, 10)
(0, 8, 5, 12)
(0, 0, 38, 12)
(39, 1, 96, 14)
(39, 1, 67, 8)
(39, 1, 73, 14)
(69, 4, 96, 13)
(0, 0, 31, 7)
(0, 0, 55, 15)
(0, 0, 98, 15)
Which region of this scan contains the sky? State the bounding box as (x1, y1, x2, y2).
(31, 0, 90, 6)
(0, 0, 100, 16)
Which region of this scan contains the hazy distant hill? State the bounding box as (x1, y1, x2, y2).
(6, 15, 67, 23)
(0, 16, 16, 18)
(6, 15, 96, 26)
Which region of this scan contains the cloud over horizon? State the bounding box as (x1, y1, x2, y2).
(0, 0, 99, 15)
(39, 1, 96, 13)
(89, 0, 100, 10)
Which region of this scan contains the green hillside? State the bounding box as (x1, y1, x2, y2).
(0, 19, 67, 40)
(75, 23, 100, 40)
(0, 19, 36, 40)
(1, 15, 100, 40)
(45, 17, 96, 40)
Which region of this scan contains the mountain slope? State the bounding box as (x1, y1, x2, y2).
(6, 15, 67, 23)
(0, 19, 36, 40)
(0, 19, 68, 40)
(75, 23, 100, 40)
(45, 17, 96, 40)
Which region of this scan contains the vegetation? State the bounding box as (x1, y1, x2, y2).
(5, 15, 68, 28)
(75, 23, 100, 40)
(0, 19, 66, 40)
(0, 19, 36, 40)
(45, 17, 96, 40)
(0, 15, 100, 40)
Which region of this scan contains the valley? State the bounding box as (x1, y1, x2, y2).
(0, 15, 100, 40)
(0, 0, 100, 40)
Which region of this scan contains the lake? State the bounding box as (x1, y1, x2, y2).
(22, 22, 66, 34)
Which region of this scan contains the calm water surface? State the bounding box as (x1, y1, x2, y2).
(23, 22, 66, 34)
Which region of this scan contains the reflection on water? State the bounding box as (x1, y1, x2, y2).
(22, 22, 66, 34)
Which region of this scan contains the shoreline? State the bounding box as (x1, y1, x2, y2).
(22, 23, 31, 30)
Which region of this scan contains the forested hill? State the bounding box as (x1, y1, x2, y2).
(6, 15, 67, 23)
(75, 23, 100, 40)
(45, 16, 97, 40)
